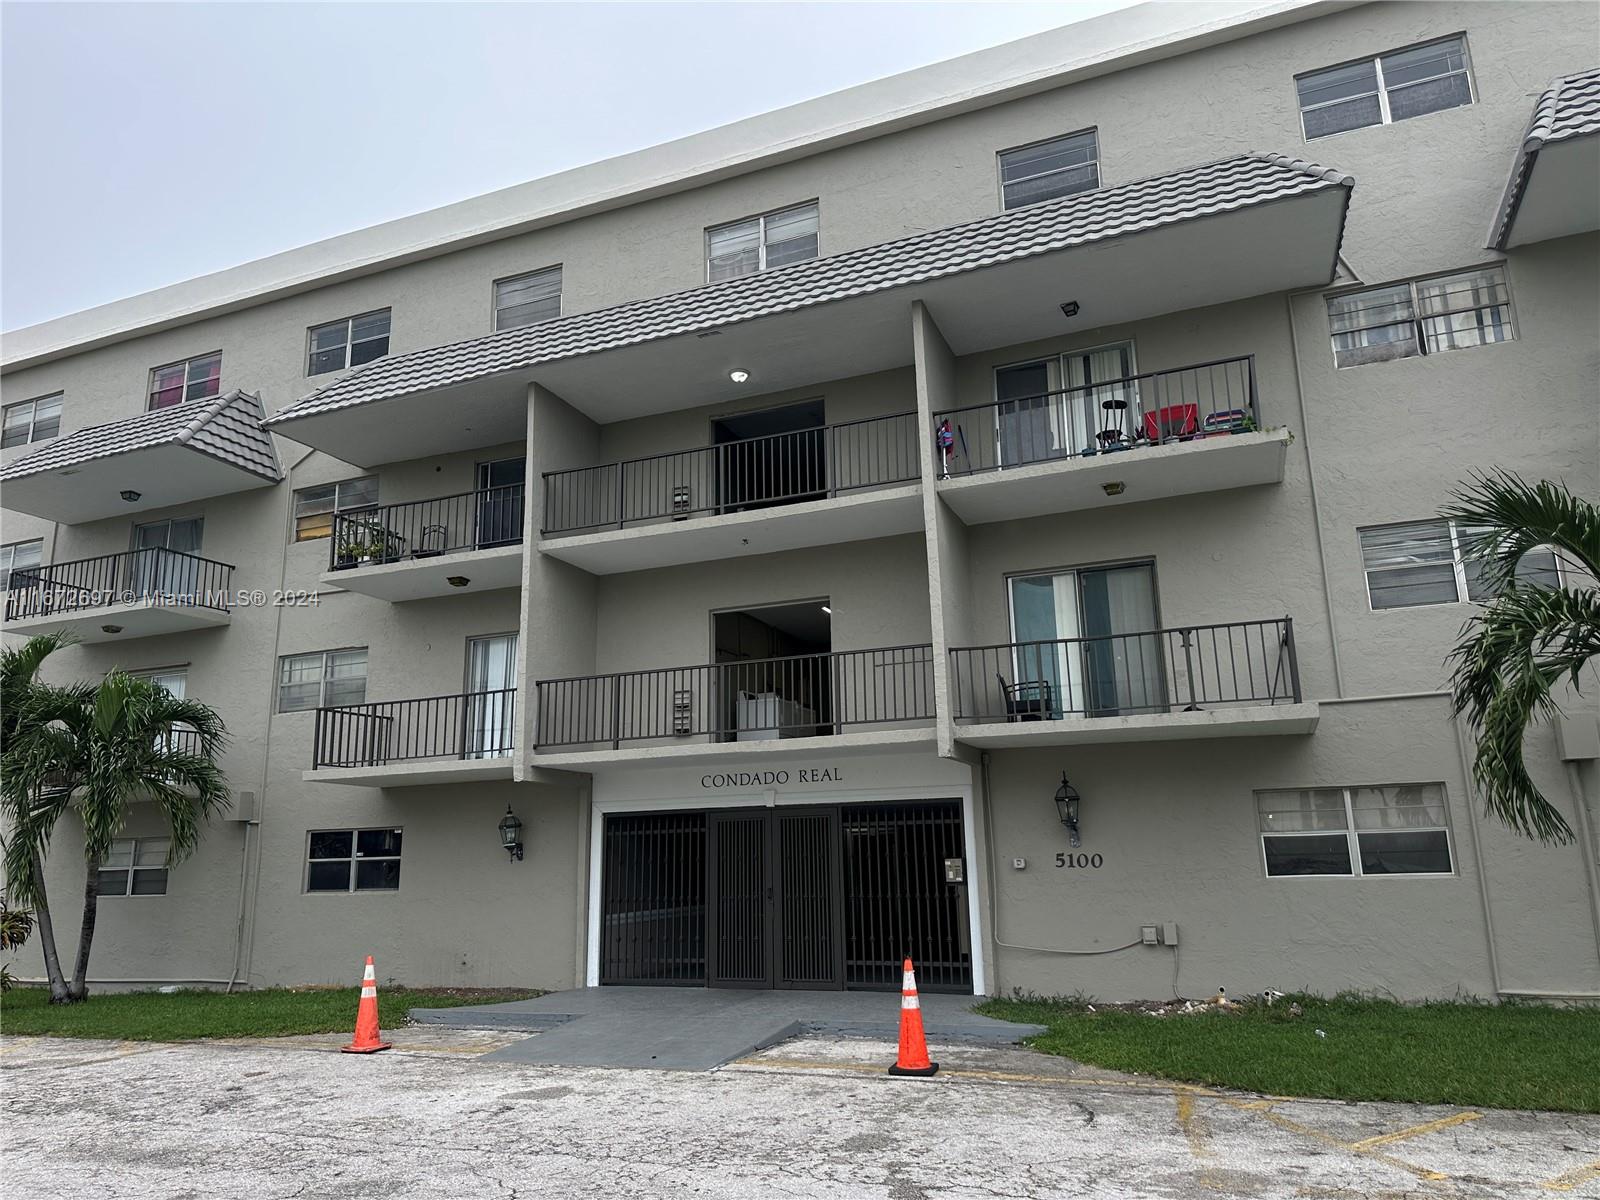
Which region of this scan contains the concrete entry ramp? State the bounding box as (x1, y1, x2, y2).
(408, 986, 1044, 1071)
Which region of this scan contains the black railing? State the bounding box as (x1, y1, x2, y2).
(312, 689, 517, 768)
(542, 411, 920, 535)
(5, 549, 235, 621)
(329, 484, 525, 569)
(933, 356, 1259, 478)
(535, 644, 935, 749)
(950, 618, 1300, 723)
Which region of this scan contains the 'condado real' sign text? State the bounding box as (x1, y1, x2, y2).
(700, 767, 843, 788)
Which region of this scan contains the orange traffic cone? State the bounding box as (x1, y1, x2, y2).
(341, 955, 392, 1054)
(887, 957, 938, 1077)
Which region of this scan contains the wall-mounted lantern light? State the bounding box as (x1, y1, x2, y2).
(1054, 773, 1081, 848)
(497, 806, 524, 862)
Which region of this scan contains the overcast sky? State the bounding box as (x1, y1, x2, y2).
(0, 1, 1141, 332)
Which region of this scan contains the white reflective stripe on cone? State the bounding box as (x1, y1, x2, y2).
(361, 987, 377, 998)
(901, 994, 920, 1009)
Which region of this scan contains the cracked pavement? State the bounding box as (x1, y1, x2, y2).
(3, 1029, 1597, 1198)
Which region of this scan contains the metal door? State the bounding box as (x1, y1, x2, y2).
(773, 808, 844, 990)
(599, 811, 707, 985)
(707, 810, 772, 987)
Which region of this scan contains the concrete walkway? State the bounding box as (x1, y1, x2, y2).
(409, 986, 1043, 1070)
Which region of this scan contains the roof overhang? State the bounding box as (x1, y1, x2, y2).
(1494, 132, 1600, 249)
(268, 174, 1349, 466)
(1, 442, 279, 523)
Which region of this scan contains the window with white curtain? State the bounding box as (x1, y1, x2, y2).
(1358, 519, 1560, 609)
(706, 202, 819, 281)
(1007, 561, 1163, 719)
(998, 130, 1100, 209)
(994, 342, 1135, 467)
(1297, 36, 1473, 140)
(494, 266, 563, 331)
(1326, 266, 1513, 367)
(1257, 785, 1454, 876)
(1, 539, 43, 591)
(465, 633, 518, 758)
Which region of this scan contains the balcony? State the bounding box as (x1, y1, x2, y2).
(950, 617, 1318, 746)
(321, 484, 525, 601)
(4, 549, 234, 643)
(307, 689, 517, 786)
(933, 357, 1289, 525)
(539, 412, 923, 573)
(532, 644, 936, 766)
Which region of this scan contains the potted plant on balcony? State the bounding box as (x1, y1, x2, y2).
(334, 523, 402, 568)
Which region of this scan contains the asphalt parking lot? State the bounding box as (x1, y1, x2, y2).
(4, 1028, 1598, 1199)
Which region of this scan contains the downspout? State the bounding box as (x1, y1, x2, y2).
(1283, 290, 1344, 699)
(1452, 713, 1503, 999)
(227, 442, 313, 992)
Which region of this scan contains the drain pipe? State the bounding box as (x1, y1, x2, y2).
(1452, 715, 1505, 999)
(1566, 762, 1600, 976)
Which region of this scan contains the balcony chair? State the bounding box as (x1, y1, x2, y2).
(996, 673, 1053, 722)
(412, 524, 448, 558)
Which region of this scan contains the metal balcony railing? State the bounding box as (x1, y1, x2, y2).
(312, 689, 517, 768)
(932, 356, 1260, 478)
(541, 411, 920, 536)
(4, 548, 235, 621)
(329, 484, 524, 569)
(535, 644, 935, 749)
(950, 617, 1300, 723)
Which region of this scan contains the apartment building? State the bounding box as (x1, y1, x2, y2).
(3, 0, 1597, 1001)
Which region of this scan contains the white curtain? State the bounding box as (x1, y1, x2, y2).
(467, 634, 518, 758)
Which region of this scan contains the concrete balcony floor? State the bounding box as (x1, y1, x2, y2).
(953, 701, 1319, 748)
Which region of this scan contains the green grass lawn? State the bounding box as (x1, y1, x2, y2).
(979, 993, 1600, 1113)
(0, 985, 539, 1041)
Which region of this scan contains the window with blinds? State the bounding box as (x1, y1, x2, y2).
(1358, 518, 1560, 609)
(3, 393, 62, 447)
(494, 266, 562, 331)
(1326, 266, 1513, 368)
(293, 477, 378, 541)
(706, 202, 819, 281)
(1297, 36, 1473, 140)
(1257, 785, 1454, 877)
(998, 130, 1100, 210)
(278, 647, 368, 712)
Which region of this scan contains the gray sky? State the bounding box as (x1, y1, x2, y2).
(1, 1, 1140, 332)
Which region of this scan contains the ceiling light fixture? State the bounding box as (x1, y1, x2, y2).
(446, 576, 470, 588)
(120, 490, 142, 503)
(821, 604, 832, 614)
(1102, 481, 1125, 497)
(729, 369, 750, 384)
(101, 625, 123, 635)
(1059, 301, 1080, 318)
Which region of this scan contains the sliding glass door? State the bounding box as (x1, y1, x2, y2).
(466, 633, 518, 758)
(130, 518, 203, 599)
(994, 343, 1135, 467)
(1008, 562, 1164, 718)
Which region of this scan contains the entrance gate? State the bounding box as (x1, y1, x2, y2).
(599, 801, 970, 992)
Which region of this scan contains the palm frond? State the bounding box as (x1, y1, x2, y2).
(1442, 471, 1600, 594)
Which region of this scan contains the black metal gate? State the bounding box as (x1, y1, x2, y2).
(599, 800, 970, 992)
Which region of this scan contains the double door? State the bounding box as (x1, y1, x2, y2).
(600, 801, 970, 992)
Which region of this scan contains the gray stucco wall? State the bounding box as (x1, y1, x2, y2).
(4, 1, 1596, 995)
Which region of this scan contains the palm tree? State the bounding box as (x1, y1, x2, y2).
(4, 655, 230, 1002)
(1, 632, 84, 1002)
(1442, 472, 1599, 844)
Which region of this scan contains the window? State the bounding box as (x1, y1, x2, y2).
(1297, 36, 1473, 139)
(706, 202, 819, 281)
(306, 828, 402, 892)
(1359, 519, 1560, 610)
(3, 394, 62, 447)
(278, 648, 368, 712)
(998, 130, 1100, 210)
(1, 539, 43, 591)
(293, 477, 378, 541)
(98, 837, 171, 896)
(1258, 785, 1453, 877)
(1327, 266, 1513, 368)
(307, 310, 391, 376)
(148, 352, 222, 410)
(494, 267, 562, 331)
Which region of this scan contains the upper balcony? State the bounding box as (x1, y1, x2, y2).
(933, 356, 1289, 525)
(0, 390, 280, 525)
(531, 644, 936, 768)
(321, 483, 525, 601)
(3, 548, 234, 642)
(949, 617, 1317, 746)
(307, 688, 517, 786)
(539, 411, 922, 573)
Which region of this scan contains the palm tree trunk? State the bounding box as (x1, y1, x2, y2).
(67, 862, 100, 1002)
(28, 849, 70, 1004)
